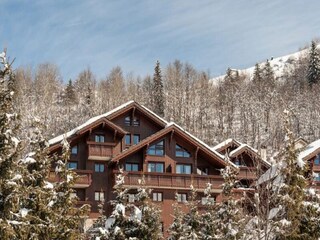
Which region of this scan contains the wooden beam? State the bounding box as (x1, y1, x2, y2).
(114, 130, 118, 141)
(194, 147, 199, 174)
(170, 130, 174, 144)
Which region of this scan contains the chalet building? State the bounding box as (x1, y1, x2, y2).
(48, 101, 267, 233)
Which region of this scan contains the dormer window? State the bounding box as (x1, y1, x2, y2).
(175, 144, 191, 157)
(133, 116, 140, 126)
(147, 140, 164, 156)
(95, 135, 105, 143)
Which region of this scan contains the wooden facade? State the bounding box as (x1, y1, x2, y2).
(48, 101, 266, 234)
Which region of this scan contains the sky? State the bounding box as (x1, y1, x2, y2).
(1, 0, 320, 81)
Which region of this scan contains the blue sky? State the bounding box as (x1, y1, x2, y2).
(1, 0, 320, 81)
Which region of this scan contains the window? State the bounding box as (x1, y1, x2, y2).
(152, 192, 163, 202)
(147, 140, 164, 156)
(201, 197, 215, 205)
(95, 163, 105, 172)
(177, 193, 187, 203)
(94, 191, 105, 201)
(234, 158, 240, 166)
(314, 172, 320, 181)
(67, 162, 78, 169)
(124, 116, 140, 126)
(175, 144, 191, 158)
(95, 135, 105, 143)
(176, 164, 191, 174)
(125, 134, 131, 145)
(148, 162, 164, 173)
(315, 155, 320, 165)
(133, 134, 140, 144)
(197, 167, 209, 175)
(125, 163, 139, 171)
(133, 116, 140, 126)
(71, 145, 78, 155)
(128, 194, 135, 203)
(125, 116, 131, 126)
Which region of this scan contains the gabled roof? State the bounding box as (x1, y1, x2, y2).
(213, 139, 270, 167)
(49, 101, 168, 147)
(212, 138, 241, 153)
(112, 122, 238, 170)
(229, 144, 271, 167)
(298, 138, 320, 162)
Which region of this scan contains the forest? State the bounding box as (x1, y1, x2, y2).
(13, 41, 320, 157)
(1, 41, 320, 239)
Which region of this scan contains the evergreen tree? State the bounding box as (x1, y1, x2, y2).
(153, 60, 165, 117)
(200, 183, 216, 240)
(211, 165, 244, 240)
(130, 176, 162, 240)
(252, 63, 262, 84)
(106, 168, 133, 240)
(168, 193, 185, 240)
(64, 79, 77, 106)
(0, 50, 25, 239)
(307, 41, 320, 85)
(52, 139, 90, 239)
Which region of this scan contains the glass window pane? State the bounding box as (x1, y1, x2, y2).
(156, 163, 164, 173)
(125, 134, 131, 145)
(185, 165, 191, 174)
(71, 146, 78, 154)
(176, 165, 182, 174)
(133, 135, 140, 144)
(132, 164, 138, 171)
(68, 162, 77, 169)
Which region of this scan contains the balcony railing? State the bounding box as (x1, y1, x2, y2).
(116, 171, 224, 192)
(48, 170, 92, 188)
(87, 141, 115, 161)
(237, 167, 257, 180)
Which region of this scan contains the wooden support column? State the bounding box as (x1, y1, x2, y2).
(113, 130, 117, 141)
(194, 147, 199, 174)
(170, 130, 174, 144)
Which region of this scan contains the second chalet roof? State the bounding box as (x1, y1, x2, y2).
(48, 101, 168, 146)
(298, 138, 320, 162)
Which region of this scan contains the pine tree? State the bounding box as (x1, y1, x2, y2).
(168, 193, 185, 240)
(130, 176, 162, 240)
(64, 79, 77, 106)
(52, 139, 89, 239)
(16, 119, 59, 239)
(106, 168, 132, 240)
(0, 50, 25, 239)
(211, 165, 244, 240)
(200, 183, 216, 240)
(252, 63, 262, 84)
(153, 60, 165, 117)
(307, 40, 320, 85)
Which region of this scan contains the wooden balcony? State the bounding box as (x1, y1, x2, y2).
(87, 141, 115, 161)
(237, 167, 257, 180)
(116, 171, 224, 192)
(48, 170, 93, 188)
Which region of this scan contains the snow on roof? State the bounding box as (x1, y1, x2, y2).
(211, 138, 240, 151)
(166, 122, 238, 169)
(139, 104, 169, 125)
(49, 101, 135, 146)
(298, 138, 320, 162)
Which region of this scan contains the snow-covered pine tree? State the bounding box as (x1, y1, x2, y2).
(168, 193, 185, 240)
(129, 176, 162, 240)
(307, 40, 320, 86)
(153, 60, 165, 117)
(16, 119, 59, 239)
(0, 50, 25, 239)
(105, 168, 132, 240)
(272, 109, 320, 239)
(211, 165, 244, 240)
(181, 185, 201, 240)
(200, 183, 216, 240)
(52, 138, 89, 239)
(252, 63, 262, 84)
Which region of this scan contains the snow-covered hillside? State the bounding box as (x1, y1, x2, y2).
(211, 45, 318, 82)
